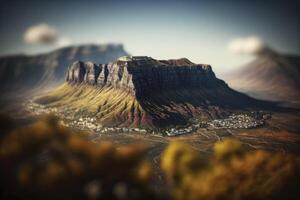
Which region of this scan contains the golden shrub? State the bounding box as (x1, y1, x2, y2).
(0, 115, 157, 200)
(161, 139, 300, 200)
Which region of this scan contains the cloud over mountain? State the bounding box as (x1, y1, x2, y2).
(24, 23, 58, 44)
(228, 36, 266, 55)
(56, 37, 72, 48)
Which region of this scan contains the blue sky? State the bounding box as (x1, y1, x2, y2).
(0, 0, 299, 74)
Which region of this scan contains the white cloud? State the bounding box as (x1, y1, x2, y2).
(24, 23, 57, 44)
(56, 37, 72, 48)
(228, 36, 265, 55)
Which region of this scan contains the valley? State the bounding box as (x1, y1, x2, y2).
(24, 96, 300, 154)
(20, 95, 300, 189)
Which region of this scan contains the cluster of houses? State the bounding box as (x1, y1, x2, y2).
(165, 122, 208, 136)
(68, 117, 147, 134)
(165, 127, 194, 136)
(208, 113, 265, 129)
(25, 101, 57, 115)
(165, 112, 270, 136)
(26, 101, 149, 134)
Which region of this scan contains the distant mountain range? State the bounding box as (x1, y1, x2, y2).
(0, 44, 128, 95)
(225, 49, 300, 107)
(35, 56, 273, 128)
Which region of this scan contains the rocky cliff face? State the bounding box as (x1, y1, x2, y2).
(66, 56, 225, 97)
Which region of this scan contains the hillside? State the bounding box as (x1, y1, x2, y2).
(35, 56, 273, 128)
(225, 49, 300, 106)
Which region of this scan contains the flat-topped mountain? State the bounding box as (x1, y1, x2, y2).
(36, 56, 272, 128)
(66, 56, 218, 97)
(0, 44, 128, 95)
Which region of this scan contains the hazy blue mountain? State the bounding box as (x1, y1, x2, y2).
(0, 44, 128, 94)
(225, 49, 300, 106)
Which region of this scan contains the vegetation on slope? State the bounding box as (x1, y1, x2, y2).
(34, 83, 247, 128)
(34, 83, 152, 128)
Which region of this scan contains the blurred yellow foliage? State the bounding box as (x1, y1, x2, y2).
(213, 139, 243, 159)
(1, 115, 300, 200)
(161, 142, 205, 184)
(136, 161, 153, 183)
(161, 139, 300, 200)
(0, 115, 156, 200)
